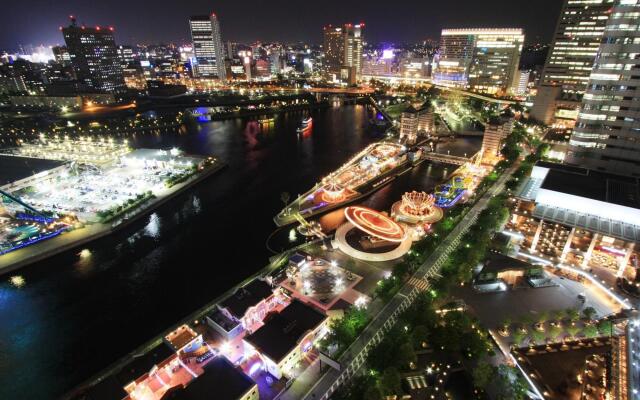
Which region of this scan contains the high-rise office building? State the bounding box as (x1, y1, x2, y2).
(567, 0, 640, 176)
(116, 45, 134, 68)
(531, 0, 614, 125)
(189, 13, 226, 81)
(323, 23, 364, 83)
(433, 28, 524, 95)
(61, 17, 125, 93)
(52, 46, 71, 66)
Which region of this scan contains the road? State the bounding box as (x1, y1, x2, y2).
(291, 165, 515, 400)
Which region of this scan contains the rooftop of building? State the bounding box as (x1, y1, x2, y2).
(244, 299, 326, 363)
(160, 357, 255, 400)
(441, 28, 524, 36)
(481, 252, 535, 274)
(207, 308, 240, 332)
(219, 279, 274, 319)
(82, 343, 174, 400)
(403, 102, 433, 114)
(537, 161, 640, 209)
(121, 148, 204, 166)
(0, 155, 67, 187)
(165, 325, 199, 351)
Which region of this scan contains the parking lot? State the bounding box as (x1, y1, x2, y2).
(17, 161, 192, 222)
(451, 273, 620, 330)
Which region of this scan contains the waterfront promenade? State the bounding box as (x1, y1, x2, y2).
(284, 164, 515, 400)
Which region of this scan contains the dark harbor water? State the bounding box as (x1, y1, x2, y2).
(0, 104, 480, 399)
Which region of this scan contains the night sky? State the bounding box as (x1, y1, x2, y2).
(2, 0, 562, 50)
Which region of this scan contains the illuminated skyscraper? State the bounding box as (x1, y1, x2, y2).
(189, 13, 226, 81)
(61, 17, 125, 93)
(530, 0, 614, 125)
(433, 28, 524, 95)
(323, 23, 364, 83)
(567, 0, 640, 175)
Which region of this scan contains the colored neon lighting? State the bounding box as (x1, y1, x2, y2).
(248, 361, 263, 375)
(0, 228, 67, 255)
(344, 206, 405, 242)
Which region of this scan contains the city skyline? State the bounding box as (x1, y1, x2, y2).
(0, 0, 562, 50)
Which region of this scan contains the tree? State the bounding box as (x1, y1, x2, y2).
(582, 307, 597, 321)
(495, 365, 528, 400)
(472, 361, 495, 390)
(597, 320, 614, 336)
(583, 325, 598, 338)
(566, 308, 580, 322)
(280, 191, 290, 208)
(511, 331, 526, 348)
(411, 325, 429, 349)
(549, 326, 563, 342)
(379, 367, 402, 397)
(567, 325, 581, 338)
(531, 330, 547, 345)
(398, 341, 417, 369)
(537, 311, 549, 324)
(363, 385, 382, 400)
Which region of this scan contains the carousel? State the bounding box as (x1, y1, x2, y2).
(392, 191, 444, 224)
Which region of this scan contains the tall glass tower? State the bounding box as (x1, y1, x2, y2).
(189, 13, 226, 81)
(567, 0, 640, 176)
(530, 0, 614, 125)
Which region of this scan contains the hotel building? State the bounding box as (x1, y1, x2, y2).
(567, 0, 640, 176)
(323, 23, 364, 84)
(433, 28, 524, 95)
(531, 0, 614, 126)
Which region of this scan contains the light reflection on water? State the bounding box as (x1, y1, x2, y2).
(0, 104, 481, 399)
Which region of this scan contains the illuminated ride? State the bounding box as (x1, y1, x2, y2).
(335, 206, 411, 262)
(344, 206, 405, 242)
(391, 191, 444, 225)
(434, 175, 470, 208)
(321, 181, 347, 203)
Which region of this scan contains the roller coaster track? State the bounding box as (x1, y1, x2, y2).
(0, 188, 45, 216)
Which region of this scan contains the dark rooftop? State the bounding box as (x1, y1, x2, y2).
(0, 155, 66, 187)
(537, 161, 640, 209)
(244, 299, 326, 363)
(404, 102, 432, 114)
(482, 252, 534, 274)
(160, 357, 255, 400)
(220, 279, 273, 319)
(82, 343, 174, 400)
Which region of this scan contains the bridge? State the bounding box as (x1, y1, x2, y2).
(422, 150, 482, 166)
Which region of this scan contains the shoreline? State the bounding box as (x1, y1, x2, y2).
(63, 239, 320, 400)
(0, 161, 226, 277)
(273, 138, 432, 227)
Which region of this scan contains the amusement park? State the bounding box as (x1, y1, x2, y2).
(275, 142, 415, 226)
(0, 136, 218, 261)
(332, 160, 485, 262)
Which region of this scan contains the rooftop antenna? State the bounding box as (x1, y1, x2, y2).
(69, 15, 77, 27)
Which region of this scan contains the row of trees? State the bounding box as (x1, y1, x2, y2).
(96, 191, 153, 222)
(334, 293, 493, 400)
(319, 307, 370, 357)
(165, 166, 199, 188)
